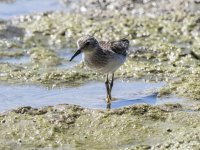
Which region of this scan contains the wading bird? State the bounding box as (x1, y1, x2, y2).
(70, 35, 129, 109)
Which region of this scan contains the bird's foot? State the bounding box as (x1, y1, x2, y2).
(106, 103, 111, 110)
(106, 97, 111, 110)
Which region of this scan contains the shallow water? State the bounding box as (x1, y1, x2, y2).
(0, 50, 81, 67)
(0, 55, 29, 64)
(57, 50, 82, 69)
(0, 81, 167, 112)
(0, 0, 66, 19)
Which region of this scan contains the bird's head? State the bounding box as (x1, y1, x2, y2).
(70, 35, 99, 61)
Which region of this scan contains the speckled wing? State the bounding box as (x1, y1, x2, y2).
(99, 38, 129, 56)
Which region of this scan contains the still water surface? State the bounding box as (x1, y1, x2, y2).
(0, 0, 66, 19)
(0, 81, 168, 112)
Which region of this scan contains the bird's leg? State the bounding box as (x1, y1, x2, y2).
(107, 73, 115, 109)
(105, 74, 111, 109)
(109, 73, 114, 97)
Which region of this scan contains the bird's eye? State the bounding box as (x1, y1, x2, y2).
(85, 42, 90, 46)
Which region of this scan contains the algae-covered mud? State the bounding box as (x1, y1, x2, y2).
(1, 104, 200, 149)
(0, 0, 200, 149)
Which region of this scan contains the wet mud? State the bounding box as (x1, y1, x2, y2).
(0, 0, 200, 149)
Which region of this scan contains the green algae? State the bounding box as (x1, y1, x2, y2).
(0, 9, 199, 96)
(1, 1, 200, 150)
(29, 47, 62, 67)
(0, 49, 24, 58)
(0, 63, 97, 87)
(0, 104, 200, 149)
(159, 73, 200, 100)
(0, 1, 200, 148)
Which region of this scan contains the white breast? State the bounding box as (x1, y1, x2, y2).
(101, 54, 126, 73)
(82, 53, 126, 73)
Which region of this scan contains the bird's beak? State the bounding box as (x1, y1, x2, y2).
(69, 49, 81, 61)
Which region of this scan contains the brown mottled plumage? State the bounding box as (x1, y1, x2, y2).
(99, 38, 129, 56)
(70, 35, 129, 109)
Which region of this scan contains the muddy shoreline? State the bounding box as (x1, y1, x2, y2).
(0, 0, 200, 149)
(0, 104, 200, 149)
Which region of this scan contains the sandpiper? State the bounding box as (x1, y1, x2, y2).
(70, 35, 129, 109)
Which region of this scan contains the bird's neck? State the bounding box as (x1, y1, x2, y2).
(83, 47, 102, 62)
(83, 46, 100, 55)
